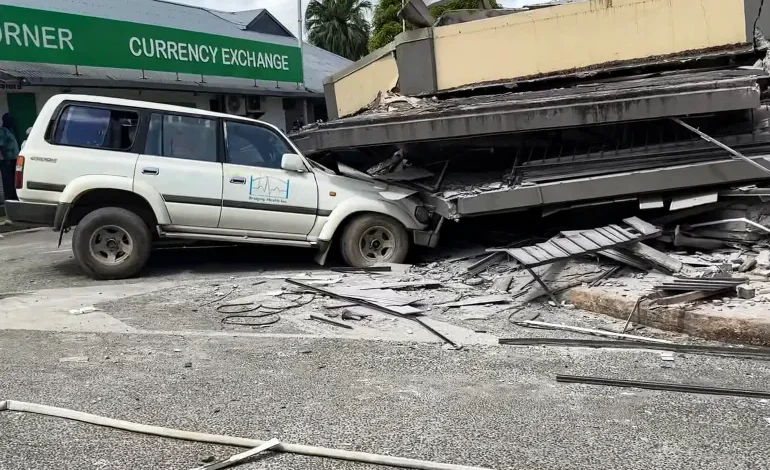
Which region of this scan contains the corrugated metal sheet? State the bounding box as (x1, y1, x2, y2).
(0, 0, 351, 93)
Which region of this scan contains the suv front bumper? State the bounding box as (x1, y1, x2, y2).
(413, 230, 440, 248)
(4, 201, 57, 226)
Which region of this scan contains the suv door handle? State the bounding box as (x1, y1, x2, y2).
(142, 167, 159, 175)
(230, 177, 246, 184)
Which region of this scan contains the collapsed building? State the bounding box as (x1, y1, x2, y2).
(292, 0, 770, 225)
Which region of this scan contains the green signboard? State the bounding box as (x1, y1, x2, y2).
(0, 5, 303, 83)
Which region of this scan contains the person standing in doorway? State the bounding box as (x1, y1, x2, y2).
(0, 113, 20, 201)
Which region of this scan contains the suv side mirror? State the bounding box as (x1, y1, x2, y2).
(281, 153, 307, 173)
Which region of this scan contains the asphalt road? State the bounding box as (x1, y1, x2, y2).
(2, 229, 770, 470)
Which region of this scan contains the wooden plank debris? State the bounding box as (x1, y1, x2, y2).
(626, 243, 683, 273)
(534, 243, 563, 258)
(567, 234, 601, 251)
(582, 230, 616, 247)
(608, 224, 638, 240)
(623, 217, 660, 236)
(508, 248, 539, 265)
(551, 238, 583, 255)
(595, 227, 626, 243)
(598, 248, 651, 271)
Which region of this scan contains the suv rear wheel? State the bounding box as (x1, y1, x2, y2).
(340, 214, 409, 267)
(72, 207, 151, 280)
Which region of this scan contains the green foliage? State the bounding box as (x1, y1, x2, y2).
(369, 0, 502, 52)
(369, 0, 406, 51)
(429, 0, 501, 19)
(305, 0, 372, 61)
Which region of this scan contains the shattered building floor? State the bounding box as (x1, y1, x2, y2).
(296, 66, 770, 221)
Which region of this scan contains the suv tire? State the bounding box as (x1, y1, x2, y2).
(72, 207, 151, 280)
(340, 214, 409, 267)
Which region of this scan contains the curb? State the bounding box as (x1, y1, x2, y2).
(564, 286, 770, 346)
(0, 224, 48, 235)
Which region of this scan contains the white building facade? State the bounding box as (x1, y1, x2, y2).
(0, 0, 351, 138)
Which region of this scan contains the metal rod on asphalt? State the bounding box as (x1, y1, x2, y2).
(516, 320, 673, 344)
(498, 337, 770, 359)
(556, 374, 770, 399)
(622, 296, 644, 334)
(524, 266, 560, 305)
(670, 117, 770, 176)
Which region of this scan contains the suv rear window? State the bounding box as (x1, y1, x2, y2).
(144, 113, 217, 163)
(53, 105, 139, 151)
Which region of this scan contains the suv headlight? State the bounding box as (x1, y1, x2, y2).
(414, 206, 433, 224)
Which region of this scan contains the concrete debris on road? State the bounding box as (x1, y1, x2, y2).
(309, 314, 354, 329)
(441, 295, 510, 308)
(59, 356, 89, 363)
(68, 306, 98, 315)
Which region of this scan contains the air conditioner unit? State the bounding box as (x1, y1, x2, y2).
(245, 96, 263, 113)
(225, 95, 244, 115)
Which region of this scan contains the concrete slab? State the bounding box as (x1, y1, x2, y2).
(566, 285, 770, 346)
(0, 283, 180, 333)
(294, 69, 764, 153)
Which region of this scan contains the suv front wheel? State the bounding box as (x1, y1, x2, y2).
(72, 207, 152, 280)
(340, 214, 409, 267)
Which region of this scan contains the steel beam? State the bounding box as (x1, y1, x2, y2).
(293, 78, 761, 153)
(456, 156, 770, 216)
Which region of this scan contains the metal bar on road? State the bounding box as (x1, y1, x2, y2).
(671, 117, 770, 176)
(556, 374, 770, 399)
(498, 337, 770, 359)
(516, 320, 673, 343)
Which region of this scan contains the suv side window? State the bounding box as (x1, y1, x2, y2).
(145, 113, 217, 163)
(53, 105, 139, 151)
(224, 121, 291, 169)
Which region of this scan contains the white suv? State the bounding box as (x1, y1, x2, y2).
(6, 95, 438, 279)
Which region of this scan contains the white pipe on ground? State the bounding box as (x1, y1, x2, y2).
(1, 400, 493, 470)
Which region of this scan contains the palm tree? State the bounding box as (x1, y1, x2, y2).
(305, 0, 372, 61)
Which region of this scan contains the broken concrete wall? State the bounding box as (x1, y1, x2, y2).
(432, 0, 748, 91)
(324, 45, 399, 120)
(324, 0, 759, 119)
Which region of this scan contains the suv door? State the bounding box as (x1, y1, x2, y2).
(134, 113, 223, 228)
(219, 120, 318, 235)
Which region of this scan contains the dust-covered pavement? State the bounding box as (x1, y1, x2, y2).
(2, 229, 770, 470)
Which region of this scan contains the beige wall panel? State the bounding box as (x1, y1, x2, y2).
(433, 0, 747, 91)
(333, 52, 398, 118)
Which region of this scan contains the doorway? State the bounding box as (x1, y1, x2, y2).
(7, 93, 37, 139)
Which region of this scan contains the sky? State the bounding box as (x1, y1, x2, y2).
(175, 0, 541, 37)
